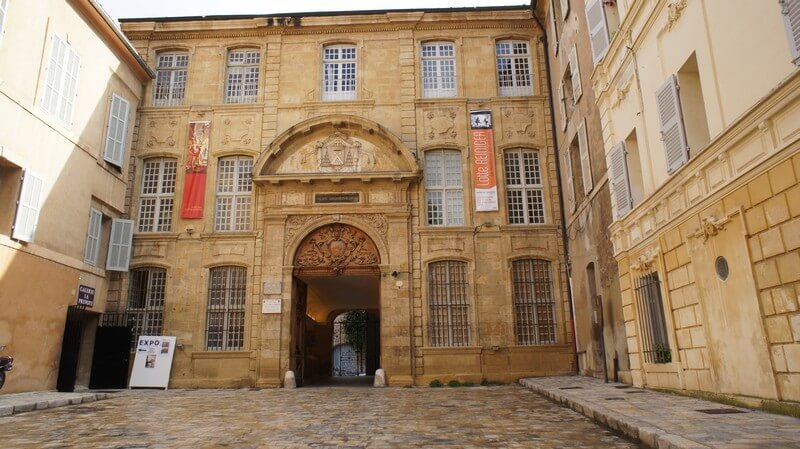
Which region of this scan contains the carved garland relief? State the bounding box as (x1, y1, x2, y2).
(285, 214, 388, 242)
(294, 223, 380, 275)
(147, 118, 179, 148)
(424, 109, 457, 141)
(501, 107, 538, 140)
(221, 117, 255, 146)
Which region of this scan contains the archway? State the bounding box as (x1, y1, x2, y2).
(290, 223, 381, 386)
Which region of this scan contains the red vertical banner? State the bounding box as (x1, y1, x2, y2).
(470, 110, 498, 211)
(180, 121, 211, 218)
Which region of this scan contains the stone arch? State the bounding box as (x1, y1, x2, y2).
(293, 223, 381, 276)
(284, 215, 391, 268)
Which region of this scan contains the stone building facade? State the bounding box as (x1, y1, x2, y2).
(117, 6, 575, 388)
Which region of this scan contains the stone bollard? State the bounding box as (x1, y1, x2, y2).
(284, 370, 296, 389)
(374, 369, 386, 387)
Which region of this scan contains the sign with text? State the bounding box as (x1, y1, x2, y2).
(181, 121, 211, 218)
(262, 299, 282, 314)
(469, 110, 498, 211)
(129, 336, 177, 389)
(77, 285, 95, 307)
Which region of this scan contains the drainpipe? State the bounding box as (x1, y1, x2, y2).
(530, 0, 580, 375)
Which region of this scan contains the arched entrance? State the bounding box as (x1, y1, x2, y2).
(290, 223, 381, 386)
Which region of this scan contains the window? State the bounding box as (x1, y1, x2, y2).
(425, 150, 464, 226)
(206, 266, 246, 351)
(421, 42, 456, 98)
(41, 35, 80, 127)
(512, 259, 557, 345)
(585, 0, 610, 64)
(137, 158, 177, 232)
(783, 0, 800, 65)
(496, 40, 533, 96)
(153, 52, 188, 107)
(0, 159, 22, 235)
(428, 260, 470, 347)
(0, 0, 9, 46)
(549, 0, 561, 54)
(127, 267, 166, 347)
(225, 49, 260, 104)
(568, 45, 582, 103)
(106, 219, 133, 271)
(608, 129, 644, 218)
(12, 170, 44, 242)
(322, 45, 356, 101)
(103, 94, 130, 167)
(504, 149, 545, 224)
(215, 156, 252, 232)
(634, 272, 671, 364)
(84, 208, 103, 266)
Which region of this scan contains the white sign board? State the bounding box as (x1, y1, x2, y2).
(129, 336, 177, 389)
(262, 298, 282, 314)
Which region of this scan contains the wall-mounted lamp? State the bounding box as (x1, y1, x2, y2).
(391, 271, 399, 278)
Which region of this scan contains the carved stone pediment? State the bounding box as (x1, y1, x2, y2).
(294, 224, 380, 275)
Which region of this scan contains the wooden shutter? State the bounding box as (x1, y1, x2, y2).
(549, 0, 559, 54)
(608, 142, 632, 217)
(578, 119, 593, 194)
(585, 0, 610, 64)
(106, 218, 133, 271)
(12, 171, 44, 242)
(569, 45, 582, 102)
(782, 0, 800, 65)
(42, 36, 66, 116)
(564, 148, 575, 211)
(104, 94, 130, 166)
(84, 208, 103, 265)
(59, 46, 80, 126)
(560, 0, 570, 21)
(656, 74, 689, 174)
(558, 81, 567, 131)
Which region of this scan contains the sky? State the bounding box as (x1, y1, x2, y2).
(96, 0, 528, 22)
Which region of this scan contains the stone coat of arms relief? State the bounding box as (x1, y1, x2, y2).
(294, 223, 380, 275)
(281, 131, 377, 174)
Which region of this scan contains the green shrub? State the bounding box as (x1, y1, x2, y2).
(448, 380, 462, 387)
(429, 379, 443, 388)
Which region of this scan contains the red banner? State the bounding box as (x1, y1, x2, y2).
(470, 111, 498, 212)
(181, 121, 210, 218)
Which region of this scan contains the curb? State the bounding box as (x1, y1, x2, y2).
(519, 379, 710, 449)
(0, 392, 113, 417)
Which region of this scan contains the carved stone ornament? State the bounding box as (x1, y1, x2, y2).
(222, 117, 254, 145)
(425, 109, 457, 141)
(313, 132, 375, 173)
(665, 0, 687, 31)
(630, 247, 659, 272)
(689, 213, 735, 242)
(147, 119, 178, 148)
(502, 108, 537, 139)
(294, 223, 380, 275)
(285, 214, 387, 243)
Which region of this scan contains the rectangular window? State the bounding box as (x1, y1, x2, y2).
(505, 149, 545, 224)
(513, 259, 557, 345)
(215, 156, 252, 232)
(106, 218, 133, 272)
(608, 141, 633, 218)
(41, 34, 80, 127)
(12, 170, 44, 242)
(496, 41, 533, 96)
(421, 42, 457, 98)
(137, 158, 177, 232)
(782, 0, 800, 65)
(577, 119, 592, 195)
(226, 49, 260, 104)
(103, 94, 130, 167)
(0, 0, 9, 46)
(585, 0, 611, 64)
(428, 261, 470, 347)
(0, 159, 22, 235)
(206, 266, 246, 351)
(84, 208, 103, 266)
(127, 267, 166, 348)
(322, 45, 357, 101)
(569, 45, 582, 102)
(425, 150, 464, 226)
(153, 52, 188, 107)
(549, 0, 561, 54)
(634, 272, 672, 364)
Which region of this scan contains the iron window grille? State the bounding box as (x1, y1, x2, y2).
(496, 40, 533, 97)
(137, 158, 177, 232)
(322, 45, 357, 101)
(215, 156, 253, 232)
(505, 149, 546, 224)
(428, 260, 471, 347)
(634, 272, 672, 364)
(512, 259, 557, 345)
(225, 49, 260, 104)
(425, 150, 464, 226)
(126, 267, 166, 348)
(205, 266, 247, 351)
(153, 52, 188, 107)
(421, 42, 457, 98)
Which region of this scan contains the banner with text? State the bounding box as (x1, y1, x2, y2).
(129, 336, 177, 389)
(180, 121, 211, 218)
(469, 110, 498, 211)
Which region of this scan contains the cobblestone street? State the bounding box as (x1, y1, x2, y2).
(1, 385, 640, 448)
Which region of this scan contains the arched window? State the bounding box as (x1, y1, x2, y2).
(428, 260, 470, 347)
(137, 158, 177, 232)
(127, 267, 167, 346)
(504, 149, 545, 224)
(495, 40, 533, 96)
(153, 51, 188, 106)
(424, 150, 464, 226)
(206, 266, 247, 351)
(322, 44, 357, 101)
(214, 156, 253, 232)
(421, 41, 456, 98)
(512, 259, 557, 345)
(225, 49, 260, 104)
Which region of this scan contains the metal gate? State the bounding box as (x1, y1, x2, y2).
(89, 313, 132, 389)
(332, 312, 379, 377)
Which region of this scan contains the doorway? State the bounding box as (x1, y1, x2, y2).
(56, 306, 99, 392)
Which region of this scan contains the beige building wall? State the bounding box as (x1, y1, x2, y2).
(120, 7, 576, 388)
(0, 0, 149, 393)
(594, 0, 800, 401)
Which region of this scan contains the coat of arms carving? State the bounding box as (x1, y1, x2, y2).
(294, 224, 380, 275)
(312, 132, 375, 173)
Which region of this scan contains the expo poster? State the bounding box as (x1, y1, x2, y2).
(129, 336, 177, 389)
(180, 121, 211, 218)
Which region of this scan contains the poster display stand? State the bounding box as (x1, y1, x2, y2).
(129, 336, 177, 389)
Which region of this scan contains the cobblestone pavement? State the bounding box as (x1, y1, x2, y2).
(0, 390, 117, 416)
(521, 376, 800, 449)
(0, 385, 641, 448)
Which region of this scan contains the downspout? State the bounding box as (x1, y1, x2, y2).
(530, 0, 580, 375)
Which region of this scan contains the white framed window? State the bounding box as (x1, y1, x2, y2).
(425, 150, 464, 227)
(586, 0, 611, 64)
(206, 266, 247, 351)
(505, 149, 545, 224)
(137, 158, 177, 232)
(215, 156, 252, 232)
(153, 52, 188, 107)
(12, 170, 44, 242)
(782, 0, 800, 65)
(322, 45, 357, 101)
(103, 94, 130, 167)
(106, 218, 133, 272)
(421, 42, 457, 98)
(0, 0, 9, 46)
(41, 34, 80, 127)
(608, 141, 633, 218)
(84, 208, 103, 266)
(225, 49, 260, 104)
(496, 40, 533, 97)
(428, 260, 470, 347)
(569, 45, 582, 103)
(513, 259, 557, 345)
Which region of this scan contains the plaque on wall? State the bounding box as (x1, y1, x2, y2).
(262, 299, 282, 314)
(263, 281, 282, 295)
(314, 193, 360, 204)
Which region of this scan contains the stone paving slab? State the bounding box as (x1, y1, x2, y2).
(520, 376, 800, 449)
(0, 389, 121, 417)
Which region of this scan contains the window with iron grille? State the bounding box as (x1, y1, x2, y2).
(496, 40, 533, 97)
(225, 49, 260, 104)
(206, 266, 247, 351)
(127, 267, 166, 348)
(421, 42, 456, 98)
(322, 45, 357, 101)
(504, 149, 545, 224)
(153, 52, 188, 107)
(428, 260, 470, 347)
(425, 150, 464, 226)
(137, 158, 177, 232)
(634, 272, 672, 363)
(512, 259, 557, 345)
(215, 156, 252, 231)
